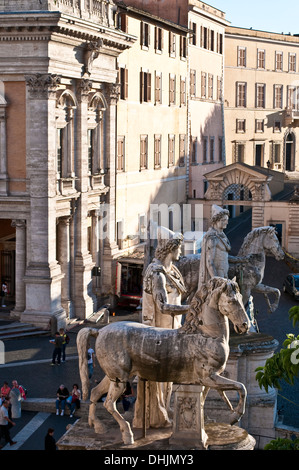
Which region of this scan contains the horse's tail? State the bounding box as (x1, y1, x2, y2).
(76, 327, 99, 400)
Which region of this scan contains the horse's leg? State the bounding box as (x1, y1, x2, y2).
(104, 381, 134, 445)
(89, 375, 110, 433)
(253, 284, 281, 313)
(202, 374, 247, 425)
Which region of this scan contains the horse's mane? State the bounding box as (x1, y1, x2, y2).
(180, 277, 235, 334)
(238, 226, 275, 256)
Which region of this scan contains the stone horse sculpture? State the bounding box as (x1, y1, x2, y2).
(77, 277, 250, 445)
(177, 226, 284, 314)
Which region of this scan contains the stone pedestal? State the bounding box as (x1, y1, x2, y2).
(170, 384, 208, 450)
(204, 332, 279, 449)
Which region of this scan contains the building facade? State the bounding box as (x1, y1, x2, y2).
(224, 26, 299, 174)
(0, 0, 134, 327)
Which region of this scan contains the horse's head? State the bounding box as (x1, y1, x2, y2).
(208, 277, 250, 335)
(263, 227, 285, 261)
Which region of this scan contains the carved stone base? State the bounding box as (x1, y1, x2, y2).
(206, 423, 256, 450)
(170, 384, 208, 450)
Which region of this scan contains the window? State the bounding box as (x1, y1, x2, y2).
(238, 47, 246, 67)
(255, 119, 264, 133)
(119, 67, 128, 100)
(274, 85, 283, 108)
(274, 121, 281, 133)
(210, 30, 215, 51)
(275, 51, 283, 71)
(155, 72, 162, 104)
(168, 135, 175, 166)
(117, 13, 127, 32)
(273, 142, 281, 164)
(191, 137, 197, 164)
(236, 82, 246, 107)
(217, 33, 223, 54)
(208, 74, 213, 100)
(154, 135, 162, 168)
(56, 128, 63, 177)
(257, 49, 265, 69)
(190, 22, 197, 45)
(141, 22, 150, 48)
(201, 26, 208, 49)
(210, 137, 215, 162)
(235, 142, 245, 163)
(217, 76, 222, 101)
(180, 77, 186, 106)
(236, 119, 246, 133)
(140, 135, 148, 170)
(169, 75, 176, 105)
(203, 137, 208, 162)
(87, 92, 106, 175)
(190, 70, 196, 98)
(287, 85, 296, 109)
(180, 35, 187, 58)
(169, 32, 176, 57)
(140, 71, 151, 102)
(117, 136, 125, 171)
(201, 72, 207, 99)
(256, 83, 265, 108)
(154, 26, 163, 52)
(179, 135, 186, 166)
(218, 137, 224, 162)
(289, 53, 296, 72)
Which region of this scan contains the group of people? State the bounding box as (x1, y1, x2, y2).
(55, 383, 81, 418)
(0, 380, 26, 448)
(49, 328, 70, 366)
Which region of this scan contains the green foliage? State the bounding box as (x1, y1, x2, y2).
(289, 306, 299, 328)
(264, 437, 299, 450)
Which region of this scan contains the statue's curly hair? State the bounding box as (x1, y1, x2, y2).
(155, 237, 183, 262)
(211, 209, 230, 226)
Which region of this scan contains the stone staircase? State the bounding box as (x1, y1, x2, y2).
(0, 321, 49, 340)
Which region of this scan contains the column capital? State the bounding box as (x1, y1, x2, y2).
(105, 83, 120, 105)
(11, 219, 26, 229)
(25, 73, 61, 100)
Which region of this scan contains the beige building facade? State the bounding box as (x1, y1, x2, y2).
(224, 26, 299, 174)
(0, 0, 134, 326)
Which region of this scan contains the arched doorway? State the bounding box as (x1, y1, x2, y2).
(285, 131, 295, 171)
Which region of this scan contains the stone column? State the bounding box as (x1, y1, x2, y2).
(10, 219, 26, 319)
(101, 83, 120, 306)
(57, 216, 73, 319)
(21, 73, 66, 330)
(73, 79, 96, 319)
(0, 95, 8, 195)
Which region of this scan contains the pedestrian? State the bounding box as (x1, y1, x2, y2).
(11, 380, 26, 400)
(44, 428, 56, 451)
(0, 399, 16, 447)
(1, 281, 8, 307)
(55, 384, 69, 416)
(87, 345, 95, 379)
(10, 386, 21, 419)
(1, 381, 10, 400)
(50, 331, 64, 365)
(68, 384, 81, 418)
(59, 328, 69, 362)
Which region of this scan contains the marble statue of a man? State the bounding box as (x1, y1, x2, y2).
(133, 227, 189, 429)
(199, 205, 245, 287)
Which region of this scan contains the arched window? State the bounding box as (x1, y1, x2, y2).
(223, 184, 252, 201)
(87, 92, 107, 175)
(285, 131, 295, 172)
(56, 90, 78, 180)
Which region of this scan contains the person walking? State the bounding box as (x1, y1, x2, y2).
(44, 428, 56, 451)
(87, 345, 95, 379)
(50, 332, 64, 365)
(59, 328, 69, 363)
(0, 399, 16, 447)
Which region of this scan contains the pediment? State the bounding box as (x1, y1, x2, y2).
(204, 163, 272, 202)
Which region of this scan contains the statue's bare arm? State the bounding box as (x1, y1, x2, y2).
(205, 238, 218, 278)
(152, 272, 189, 316)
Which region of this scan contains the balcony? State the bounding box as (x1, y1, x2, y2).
(284, 107, 299, 126)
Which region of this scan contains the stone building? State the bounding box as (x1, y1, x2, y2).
(0, 0, 134, 327)
(224, 26, 299, 174)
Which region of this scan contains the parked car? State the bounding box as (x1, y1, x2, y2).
(283, 274, 299, 299)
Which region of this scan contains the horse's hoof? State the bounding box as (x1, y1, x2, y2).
(94, 422, 106, 434)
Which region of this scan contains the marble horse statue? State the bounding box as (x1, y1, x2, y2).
(77, 277, 250, 445)
(177, 226, 284, 314)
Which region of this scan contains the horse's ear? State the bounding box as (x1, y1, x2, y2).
(232, 276, 236, 282)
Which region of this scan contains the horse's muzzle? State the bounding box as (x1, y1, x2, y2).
(234, 322, 249, 334)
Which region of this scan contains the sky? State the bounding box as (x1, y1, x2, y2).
(208, 0, 299, 35)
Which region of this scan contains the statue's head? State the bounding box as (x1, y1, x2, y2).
(211, 205, 230, 228)
(155, 226, 183, 262)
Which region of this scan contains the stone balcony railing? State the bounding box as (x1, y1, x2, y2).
(0, 0, 116, 27)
